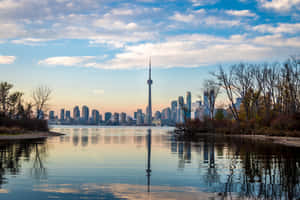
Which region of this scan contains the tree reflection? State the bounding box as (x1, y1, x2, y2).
(0, 140, 48, 188)
(173, 135, 300, 199)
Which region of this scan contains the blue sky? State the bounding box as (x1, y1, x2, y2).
(0, 0, 300, 115)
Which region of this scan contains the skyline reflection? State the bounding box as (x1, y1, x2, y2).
(0, 126, 299, 199)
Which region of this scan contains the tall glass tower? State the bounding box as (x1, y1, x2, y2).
(147, 57, 153, 125)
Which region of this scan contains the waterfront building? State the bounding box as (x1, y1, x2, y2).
(92, 109, 100, 124)
(177, 96, 184, 123)
(136, 109, 144, 125)
(60, 109, 65, 121)
(105, 112, 112, 122)
(49, 111, 55, 120)
(162, 108, 171, 121)
(134, 112, 137, 119)
(154, 111, 161, 120)
(186, 91, 192, 119)
(82, 105, 89, 123)
(171, 100, 177, 123)
(37, 109, 44, 120)
(113, 112, 120, 124)
(235, 97, 242, 110)
(203, 91, 210, 117)
(120, 112, 127, 124)
(65, 110, 71, 120)
(73, 106, 80, 120)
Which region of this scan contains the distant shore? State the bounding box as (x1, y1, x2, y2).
(228, 134, 300, 148)
(0, 131, 64, 140)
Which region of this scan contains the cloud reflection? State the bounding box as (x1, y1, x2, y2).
(33, 183, 235, 200)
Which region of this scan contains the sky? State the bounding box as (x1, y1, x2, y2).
(0, 0, 300, 116)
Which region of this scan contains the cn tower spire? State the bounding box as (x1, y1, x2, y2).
(147, 57, 153, 126)
(149, 56, 151, 79)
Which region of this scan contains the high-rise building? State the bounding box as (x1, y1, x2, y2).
(136, 109, 143, 125)
(235, 97, 242, 110)
(65, 110, 71, 120)
(162, 108, 171, 121)
(92, 109, 100, 124)
(203, 91, 210, 116)
(60, 109, 65, 121)
(49, 111, 55, 120)
(120, 112, 127, 124)
(73, 106, 80, 120)
(177, 96, 184, 123)
(82, 105, 89, 122)
(171, 100, 177, 123)
(147, 57, 153, 125)
(154, 111, 161, 120)
(186, 91, 191, 119)
(134, 112, 137, 120)
(105, 112, 112, 122)
(37, 110, 44, 120)
(113, 112, 119, 124)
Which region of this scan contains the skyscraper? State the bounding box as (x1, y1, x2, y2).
(120, 112, 127, 124)
(147, 57, 153, 126)
(171, 100, 177, 123)
(73, 106, 80, 120)
(92, 109, 100, 124)
(178, 96, 184, 123)
(113, 112, 119, 124)
(49, 110, 55, 120)
(136, 109, 143, 125)
(82, 105, 89, 123)
(203, 91, 210, 116)
(186, 91, 191, 120)
(65, 110, 71, 120)
(60, 109, 65, 121)
(105, 112, 112, 122)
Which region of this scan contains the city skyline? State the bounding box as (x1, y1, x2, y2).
(0, 0, 299, 114)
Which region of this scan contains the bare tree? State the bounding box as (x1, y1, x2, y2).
(32, 85, 52, 119)
(213, 66, 240, 121)
(0, 82, 13, 116)
(203, 79, 220, 120)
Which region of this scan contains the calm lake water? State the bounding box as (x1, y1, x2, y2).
(0, 126, 300, 200)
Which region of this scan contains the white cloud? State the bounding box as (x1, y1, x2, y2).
(11, 38, 52, 45)
(225, 10, 257, 17)
(169, 13, 195, 23)
(253, 23, 300, 33)
(0, 55, 16, 64)
(258, 0, 300, 12)
(92, 89, 105, 95)
(189, 0, 218, 6)
(38, 33, 300, 70)
(110, 8, 134, 16)
(204, 17, 241, 27)
(38, 56, 95, 66)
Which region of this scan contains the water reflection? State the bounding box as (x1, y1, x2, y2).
(0, 139, 48, 189)
(0, 127, 300, 200)
(146, 129, 152, 193)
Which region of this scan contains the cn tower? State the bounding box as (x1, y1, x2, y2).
(147, 57, 153, 126)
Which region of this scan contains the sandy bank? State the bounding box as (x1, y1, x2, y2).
(0, 131, 65, 140)
(229, 134, 300, 148)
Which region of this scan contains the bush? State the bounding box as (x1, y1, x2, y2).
(0, 117, 49, 132)
(270, 114, 300, 131)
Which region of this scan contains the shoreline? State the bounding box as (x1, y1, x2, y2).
(0, 131, 65, 140)
(227, 134, 300, 148)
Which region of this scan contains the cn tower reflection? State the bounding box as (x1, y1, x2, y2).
(146, 128, 152, 193)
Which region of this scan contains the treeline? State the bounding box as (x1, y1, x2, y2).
(0, 82, 51, 133)
(177, 56, 300, 137)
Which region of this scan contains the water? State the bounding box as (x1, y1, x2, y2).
(0, 126, 300, 200)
